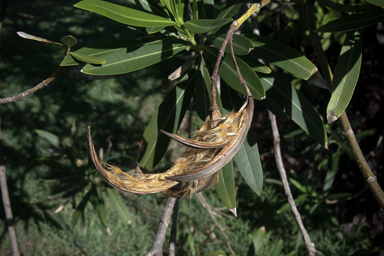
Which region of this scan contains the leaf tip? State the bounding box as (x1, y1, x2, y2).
(324, 141, 329, 150)
(327, 113, 338, 124)
(229, 207, 237, 217)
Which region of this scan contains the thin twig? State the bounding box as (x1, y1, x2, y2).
(197, 193, 236, 256)
(169, 198, 179, 256)
(0, 119, 20, 256)
(145, 197, 177, 256)
(268, 111, 320, 256)
(0, 65, 66, 104)
(306, 0, 384, 210)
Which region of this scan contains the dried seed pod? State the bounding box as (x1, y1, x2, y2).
(87, 99, 248, 198)
(165, 95, 254, 182)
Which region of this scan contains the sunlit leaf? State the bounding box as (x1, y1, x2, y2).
(69, 52, 106, 64)
(206, 34, 254, 55)
(248, 35, 317, 80)
(60, 35, 77, 47)
(260, 73, 327, 147)
(316, 11, 384, 32)
(215, 160, 236, 210)
(138, 69, 196, 170)
(327, 31, 362, 123)
(74, 0, 177, 27)
(61, 38, 187, 75)
(35, 129, 60, 147)
(184, 18, 232, 34)
(16, 31, 56, 44)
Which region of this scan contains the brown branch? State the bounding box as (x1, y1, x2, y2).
(0, 65, 66, 104)
(339, 112, 384, 209)
(145, 197, 176, 256)
(0, 119, 20, 256)
(197, 193, 236, 256)
(168, 198, 179, 256)
(209, 21, 238, 117)
(268, 111, 320, 256)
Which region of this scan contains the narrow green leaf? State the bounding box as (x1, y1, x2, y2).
(82, 39, 186, 75)
(93, 185, 108, 229)
(196, 57, 212, 125)
(252, 228, 266, 253)
(60, 35, 77, 48)
(221, 84, 263, 196)
(316, 11, 384, 32)
(184, 18, 232, 34)
(323, 147, 341, 192)
(220, 55, 265, 100)
(267, 240, 283, 256)
(138, 69, 196, 170)
(365, 0, 384, 7)
(69, 52, 106, 64)
(234, 129, 263, 196)
(214, 160, 236, 210)
(209, 0, 242, 34)
(217, 0, 243, 19)
(35, 129, 60, 147)
(260, 73, 327, 147)
(72, 189, 92, 227)
(106, 187, 131, 224)
(289, 178, 306, 193)
(61, 38, 187, 74)
(239, 55, 271, 74)
(327, 31, 362, 123)
(146, 27, 165, 34)
(74, 0, 177, 27)
(248, 35, 318, 80)
(202, 46, 265, 100)
(206, 34, 254, 55)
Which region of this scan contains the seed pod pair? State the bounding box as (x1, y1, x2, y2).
(87, 94, 254, 198)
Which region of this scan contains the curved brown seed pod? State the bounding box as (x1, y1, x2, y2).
(160, 129, 233, 149)
(165, 96, 254, 182)
(87, 126, 179, 194)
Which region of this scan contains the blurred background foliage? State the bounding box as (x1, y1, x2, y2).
(0, 0, 383, 255)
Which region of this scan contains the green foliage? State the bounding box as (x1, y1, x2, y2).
(2, 0, 384, 255)
(327, 30, 362, 122)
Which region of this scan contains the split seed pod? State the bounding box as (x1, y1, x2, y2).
(87, 95, 253, 198)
